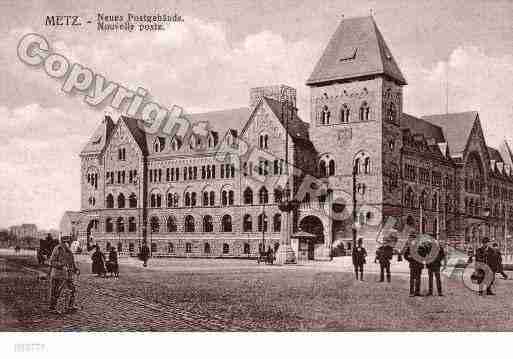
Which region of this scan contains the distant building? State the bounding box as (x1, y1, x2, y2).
(59, 211, 83, 242)
(9, 223, 38, 239)
(72, 16, 513, 259)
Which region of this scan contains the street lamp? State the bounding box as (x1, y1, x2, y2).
(352, 162, 358, 249)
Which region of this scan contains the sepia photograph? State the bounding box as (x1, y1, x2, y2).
(1, 0, 513, 355)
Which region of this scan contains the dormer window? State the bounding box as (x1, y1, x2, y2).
(339, 48, 358, 62)
(153, 137, 165, 152)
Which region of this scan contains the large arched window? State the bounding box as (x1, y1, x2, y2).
(150, 191, 162, 208)
(167, 216, 177, 232)
(128, 217, 136, 232)
(340, 104, 350, 123)
(116, 217, 124, 232)
(203, 215, 213, 232)
(321, 105, 330, 125)
(129, 193, 137, 208)
(354, 152, 371, 175)
(221, 215, 232, 232)
(117, 193, 126, 208)
(185, 215, 195, 232)
(221, 189, 234, 206)
(273, 213, 282, 232)
(106, 194, 114, 208)
(243, 214, 252, 232)
(150, 216, 160, 233)
(258, 213, 268, 232)
(243, 187, 253, 204)
(167, 192, 178, 207)
(359, 101, 370, 121)
(105, 218, 113, 233)
(259, 187, 269, 204)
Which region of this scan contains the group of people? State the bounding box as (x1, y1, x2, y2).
(90, 244, 119, 278)
(258, 246, 275, 264)
(351, 237, 397, 283)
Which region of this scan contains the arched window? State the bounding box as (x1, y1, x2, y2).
(106, 194, 114, 208)
(185, 215, 195, 232)
(167, 216, 177, 232)
(168, 242, 174, 253)
(203, 191, 209, 206)
(117, 193, 126, 208)
(329, 160, 335, 176)
(243, 214, 252, 232)
(185, 192, 191, 207)
(274, 188, 283, 203)
(258, 213, 268, 232)
(359, 102, 370, 121)
(116, 217, 124, 232)
(204, 242, 211, 254)
(203, 215, 213, 233)
(129, 193, 137, 208)
(363, 157, 371, 174)
(319, 160, 327, 177)
(259, 187, 269, 204)
(209, 191, 215, 206)
(221, 215, 232, 232)
(273, 213, 282, 232)
(223, 243, 230, 254)
(221, 190, 227, 206)
(321, 105, 330, 125)
(191, 192, 197, 206)
(167, 192, 178, 207)
(340, 104, 350, 123)
(105, 218, 113, 233)
(150, 191, 162, 208)
(354, 158, 360, 175)
(228, 190, 234, 205)
(387, 102, 397, 123)
(128, 217, 136, 232)
(150, 216, 160, 233)
(243, 187, 253, 204)
(354, 152, 370, 175)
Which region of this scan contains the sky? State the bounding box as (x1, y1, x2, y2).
(0, 0, 513, 229)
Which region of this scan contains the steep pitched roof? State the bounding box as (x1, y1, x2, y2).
(306, 16, 406, 86)
(488, 146, 502, 162)
(80, 115, 115, 155)
(263, 97, 310, 141)
(499, 141, 513, 167)
(120, 116, 149, 155)
(422, 111, 479, 156)
(185, 108, 251, 136)
(401, 113, 445, 143)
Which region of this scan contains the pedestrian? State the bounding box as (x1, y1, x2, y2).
(375, 238, 394, 282)
(91, 245, 106, 277)
(492, 243, 508, 279)
(404, 235, 426, 297)
(140, 241, 150, 267)
(48, 236, 80, 314)
(352, 238, 367, 281)
(475, 237, 497, 295)
(425, 240, 446, 296)
(106, 246, 119, 277)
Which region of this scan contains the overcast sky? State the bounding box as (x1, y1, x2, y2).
(1, 0, 512, 229)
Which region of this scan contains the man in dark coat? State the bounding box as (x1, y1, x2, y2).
(425, 240, 446, 296)
(140, 242, 150, 267)
(475, 237, 498, 295)
(375, 240, 394, 282)
(404, 235, 427, 297)
(352, 238, 367, 281)
(492, 243, 508, 279)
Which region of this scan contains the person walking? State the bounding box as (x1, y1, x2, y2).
(425, 240, 446, 296)
(375, 239, 394, 283)
(404, 235, 426, 297)
(91, 245, 106, 277)
(140, 241, 150, 267)
(475, 237, 497, 295)
(48, 236, 80, 314)
(106, 246, 119, 277)
(352, 238, 367, 281)
(492, 243, 508, 279)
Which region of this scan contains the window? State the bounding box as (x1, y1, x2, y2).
(359, 102, 370, 121)
(203, 215, 213, 232)
(105, 218, 113, 233)
(185, 215, 195, 232)
(363, 157, 371, 174)
(150, 192, 162, 208)
(321, 105, 330, 125)
(128, 217, 136, 232)
(185, 242, 192, 253)
(209, 191, 215, 206)
(168, 243, 174, 253)
(223, 243, 229, 254)
(221, 215, 232, 232)
(167, 216, 177, 232)
(106, 194, 114, 208)
(340, 104, 350, 123)
(258, 213, 268, 232)
(117, 193, 126, 208)
(387, 102, 397, 123)
(319, 160, 327, 178)
(150, 217, 160, 233)
(129, 193, 137, 208)
(259, 187, 269, 204)
(116, 217, 124, 233)
(273, 213, 282, 232)
(118, 148, 126, 160)
(204, 242, 211, 254)
(259, 134, 269, 149)
(243, 243, 250, 255)
(274, 188, 283, 203)
(243, 214, 252, 232)
(329, 160, 335, 176)
(354, 152, 370, 175)
(167, 192, 178, 208)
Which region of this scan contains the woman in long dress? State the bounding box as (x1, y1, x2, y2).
(91, 245, 106, 277)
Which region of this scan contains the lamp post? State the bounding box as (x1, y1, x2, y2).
(352, 162, 358, 249)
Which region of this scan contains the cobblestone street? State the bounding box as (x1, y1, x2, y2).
(3, 252, 513, 331)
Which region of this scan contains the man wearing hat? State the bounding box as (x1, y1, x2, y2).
(375, 236, 395, 283)
(352, 238, 367, 281)
(48, 235, 80, 313)
(475, 237, 498, 295)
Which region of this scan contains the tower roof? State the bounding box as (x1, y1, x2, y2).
(306, 16, 406, 86)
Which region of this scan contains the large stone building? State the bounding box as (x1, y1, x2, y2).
(76, 16, 513, 260)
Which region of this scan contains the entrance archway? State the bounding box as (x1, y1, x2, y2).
(299, 216, 325, 260)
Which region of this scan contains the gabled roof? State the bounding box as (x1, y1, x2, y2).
(263, 97, 310, 141)
(488, 146, 502, 162)
(306, 16, 406, 86)
(499, 141, 513, 167)
(120, 116, 149, 155)
(184, 107, 251, 136)
(401, 113, 445, 143)
(422, 111, 479, 156)
(80, 115, 115, 155)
